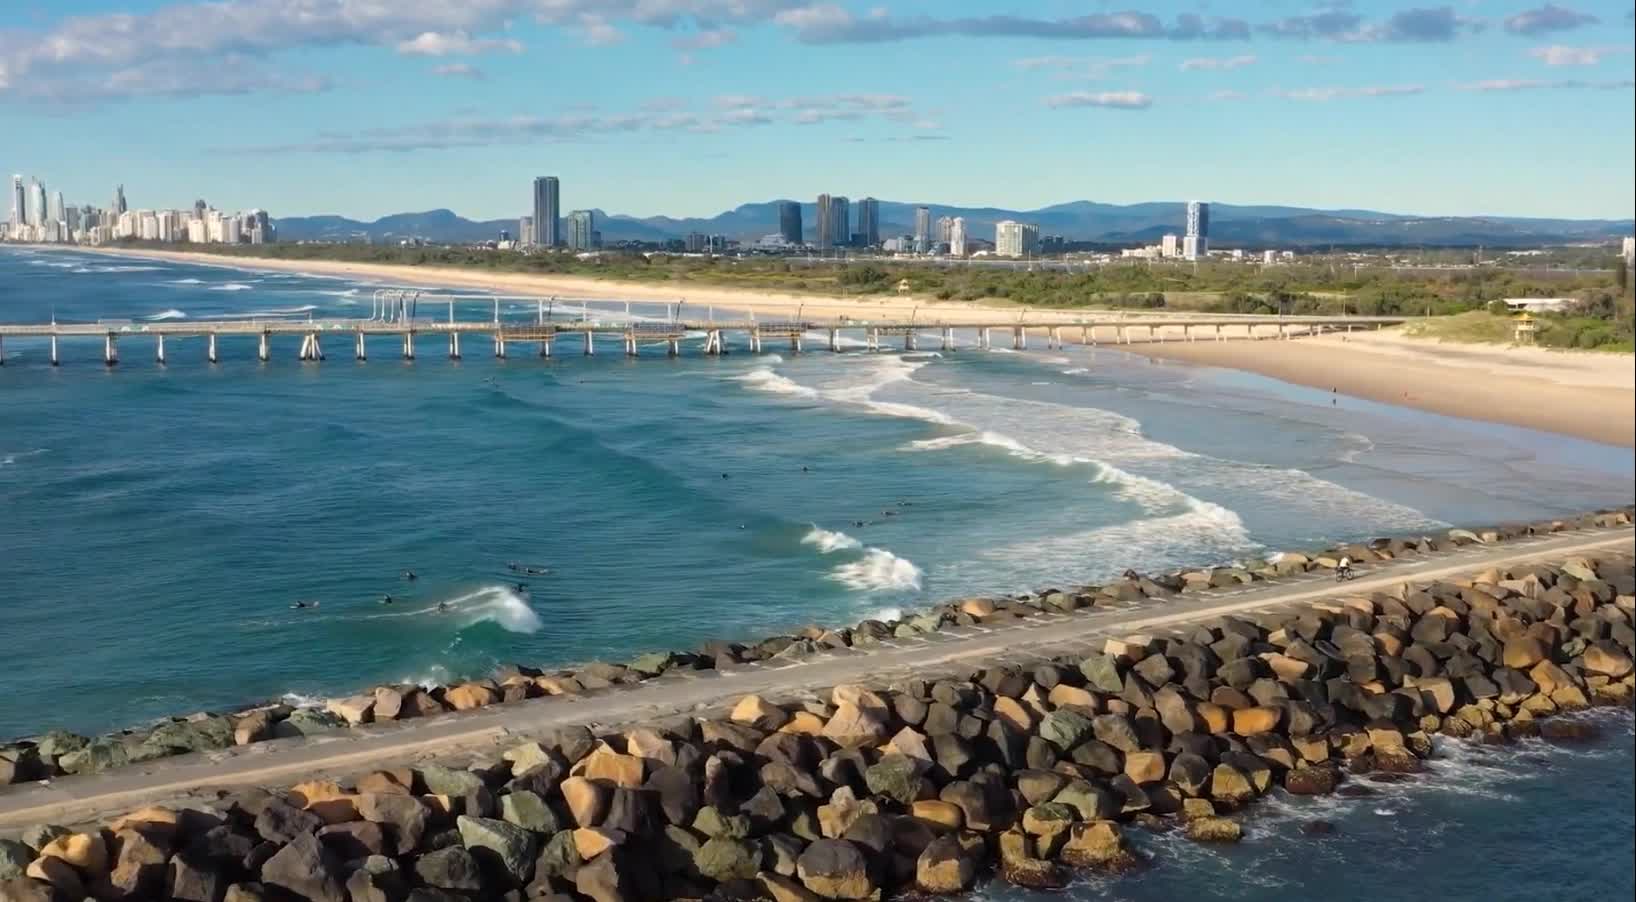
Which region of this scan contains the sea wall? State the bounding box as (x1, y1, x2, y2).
(3, 508, 1632, 787)
(0, 516, 1633, 900)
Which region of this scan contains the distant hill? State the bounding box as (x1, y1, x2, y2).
(273, 201, 1633, 249)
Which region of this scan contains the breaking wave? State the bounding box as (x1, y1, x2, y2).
(828, 548, 924, 592)
(802, 525, 862, 554)
(146, 309, 187, 321)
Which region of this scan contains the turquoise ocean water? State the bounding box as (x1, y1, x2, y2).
(1, 246, 1631, 899)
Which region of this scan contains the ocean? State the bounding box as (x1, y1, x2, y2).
(1, 246, 1631, 898)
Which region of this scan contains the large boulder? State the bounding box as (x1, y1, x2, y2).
(915, 834, 979, 893)
(1058, 820, 1136, 870)
(796, 839, 873, 899)
(355, 793, 430, 854)
(259, 833, 345, 902)
(692, 837, 761, 882)
(821, 704, 889, 749)
(458, 815, 536, 884)
(414, 847, 483, 892)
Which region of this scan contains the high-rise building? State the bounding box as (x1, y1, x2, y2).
(568, 209, 596, 250)
(815, 194, 833, 250)
(828, 196, 849, 248)
(1184, 200, 1209, 260)
(995, 220, 1040, 258)
(913, 206, 931, 252)
(532, 176, 560, 248)
(949, 217, 968, 257)
(113, 184, 127, 215)
(778, 201, 802, 245)
(9, 175, 24, 227)
(518, 216, 535, 248)
(1161, 234, 1179, 258)
(1622, 236, 1635, 265)
(936, 216, 955, 245)
(855, 197, 880, 247)
(28, 179, 47, 227)
(49, 191, 65, 224)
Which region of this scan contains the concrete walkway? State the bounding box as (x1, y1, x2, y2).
(2, 525, 1630, 832)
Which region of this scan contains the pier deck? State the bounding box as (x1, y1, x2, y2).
(1, 524, 1627, 831)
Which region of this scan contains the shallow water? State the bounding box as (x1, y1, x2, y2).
(0, 246, 1631, 740)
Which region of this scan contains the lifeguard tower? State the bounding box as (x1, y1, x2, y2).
(896, 278, 912, 296)
(1513, 312, 1537, 345)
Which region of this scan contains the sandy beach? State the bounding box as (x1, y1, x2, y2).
(1132, 330, 1635, 448)
(57, 246, 1636, 447)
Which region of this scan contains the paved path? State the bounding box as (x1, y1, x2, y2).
(2, 525, 1629, 831)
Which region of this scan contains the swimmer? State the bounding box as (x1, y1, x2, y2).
(436, 601, 451, 614)
(738, 524, 746, 530)
(402, 570, 417, 581)
(380, 595, 394, 605)
(291, 600, 319, 610)
(802, 466, 810, 473)
(721, 473, 730, 479)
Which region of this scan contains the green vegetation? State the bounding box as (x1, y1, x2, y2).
(114, 240, 1631, 349)
(1404, 303, 1634, 352)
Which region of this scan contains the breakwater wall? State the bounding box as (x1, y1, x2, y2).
(0, 511, 1632, 900)
(3, 509, 1633, 786)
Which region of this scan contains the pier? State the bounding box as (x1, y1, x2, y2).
(0, 293, 1407, 367)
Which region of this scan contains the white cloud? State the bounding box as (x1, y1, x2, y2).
(1526, 45, 1621, 65)
(1180, 54, 1257, 71)
(1274, 84, 1424, 100)
(1458, 77, 1635, 91)
(1044, 90, 1154, 110)
(396, 31, 523, 57)
(431, 63, 485, 79)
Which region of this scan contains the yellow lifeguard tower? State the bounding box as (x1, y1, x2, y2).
(1513, 312, 1537, 344)
(896, 278, 912, 296)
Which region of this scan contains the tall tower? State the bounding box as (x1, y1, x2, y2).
(828, 196, 850, 249)
(28, 179, 47, 227)
(49, 191, 65, 223)
(913, 206, 931, 252)
(778, 201, 802, 245)
(9, 175, 23, 227)
(113, 184, 127, 215)
(949, 217, 968, 257)
(1184, 200, 1210, 260)
(532, 176, 560, 248)
(855, 197, 879, 247)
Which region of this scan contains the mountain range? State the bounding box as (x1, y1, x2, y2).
(272, 201, 1634, 249)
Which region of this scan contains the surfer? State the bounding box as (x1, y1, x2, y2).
(402, 570, 417, 581)
(291, 600, 318, 610)
(435, 601, 451, 614)
(380, 595, 394, 605)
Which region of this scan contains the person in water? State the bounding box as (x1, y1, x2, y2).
(380, 595, 394, 605)
(291, 600, 319, 609)
(436, 601, 451, 613)
(402, 570, 417, 581)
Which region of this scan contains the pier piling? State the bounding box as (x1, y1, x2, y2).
(355, 331, 367, 361)
(494, 333, 507, 360)
(402, 332, 416, 360)
(449, 331, 461, 360)
(583, 331, 595, 356)
(540, 339, 553, 358)
(828, 329, 840, 352)
(155, 333, 166, 365)
(104, 333, 118, 367)
(50, 334, 59, 366)
(258, 332, 270, 362)
(208, 333, 219, 363)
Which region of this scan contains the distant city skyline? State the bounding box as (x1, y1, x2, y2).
(1, 2, 1632, 221)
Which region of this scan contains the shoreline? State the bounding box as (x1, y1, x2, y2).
(30, 244, 1636, 448)
(1128, 330, 1635, 448)
(0, 515, 1631, 901)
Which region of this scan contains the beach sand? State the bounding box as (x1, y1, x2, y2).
(70, 246, 1636, 447)
(1131, 330, 1635, 448)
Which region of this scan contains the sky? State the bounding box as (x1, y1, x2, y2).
(1, 1, 1633, 222)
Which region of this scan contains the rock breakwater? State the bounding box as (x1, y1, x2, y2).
(1, 518, 1633, 901)
(3, 509, 1631, 789)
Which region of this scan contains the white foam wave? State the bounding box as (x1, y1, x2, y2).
(828, 548, 924, 592)
(257, 304, 319, 314)
(397, 666, 453, 689)
(361, 585, 543, 633)
(321, 288, 360, 298)
(1, 448, 49, 467)
(210, 283, 255, 292)
(738, 367, 819, 399)
(280, 692, 324, 708)
(865, 606, 903, 622)
(1338, 432, 1376, 464)
(802, 525, 862, 554)
(146, 309, 187, 321)
(170, 278, 204, 284)
(1061, 367, 1089, 375)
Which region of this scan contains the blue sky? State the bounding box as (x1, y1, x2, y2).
(2, 1, 1632, 221)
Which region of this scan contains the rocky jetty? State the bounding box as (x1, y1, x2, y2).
(2, 539, 1633, 901)
(5, 508, 1630, 790)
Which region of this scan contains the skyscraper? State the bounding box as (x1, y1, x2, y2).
(9, 176, 23, 227)
(778, 201, 802, 245)
(568, 210, 596, 250)
(855, 197, 880, 248)
(113, 184, 127, 215)
(949, 217, 968, 257)
(828, 196, 850, 249)
(936, 216, 954, 245)
(518, 216, 535, 248)
(532, 177, 560, 248)
(815, 194, 833, 251)
(28, 179, 47, 227)
(995, 220, 1039, 258)
(1184, 200, 1210, 260)
(49, 191, 65, 224)
(913, 207, 931, 252)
